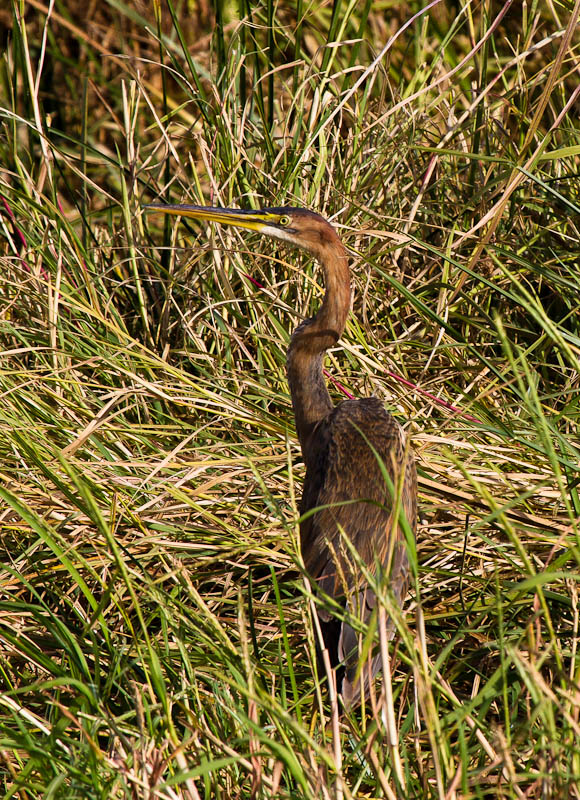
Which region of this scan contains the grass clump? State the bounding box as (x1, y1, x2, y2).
(1, 1, 579, 797)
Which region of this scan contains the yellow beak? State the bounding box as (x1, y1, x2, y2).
(145, 204, 269, 233)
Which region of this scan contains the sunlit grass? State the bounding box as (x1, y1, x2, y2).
(1, 0, 579, 797)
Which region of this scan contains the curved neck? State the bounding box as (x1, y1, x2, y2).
(287, 239, 350, 454)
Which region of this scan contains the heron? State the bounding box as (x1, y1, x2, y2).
(146, 203, 417, 708)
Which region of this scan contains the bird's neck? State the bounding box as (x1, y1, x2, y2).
(286, 239, 351, 453)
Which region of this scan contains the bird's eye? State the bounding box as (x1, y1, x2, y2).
(279, 215, 291, 227)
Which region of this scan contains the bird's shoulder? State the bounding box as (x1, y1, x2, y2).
(318, 397, 407, 464)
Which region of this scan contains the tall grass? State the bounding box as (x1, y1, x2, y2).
(1, 0, 579, 797)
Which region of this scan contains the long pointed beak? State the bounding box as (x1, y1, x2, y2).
(145, 204, 268, 233)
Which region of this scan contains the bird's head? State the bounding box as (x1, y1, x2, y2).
(145, 204, 342, 258)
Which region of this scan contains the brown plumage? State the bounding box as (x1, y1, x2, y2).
(146, 202, 417, 708)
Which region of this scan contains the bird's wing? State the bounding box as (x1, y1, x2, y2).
(299, 397, 416, 706)
(300, 397, 414, 596)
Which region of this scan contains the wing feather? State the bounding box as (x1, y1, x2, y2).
(300, 396, 416, 707)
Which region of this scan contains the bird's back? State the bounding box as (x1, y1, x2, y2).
(299, 396, 416, 706)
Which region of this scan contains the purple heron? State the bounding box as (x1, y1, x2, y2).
(146, 203, 417, 708)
